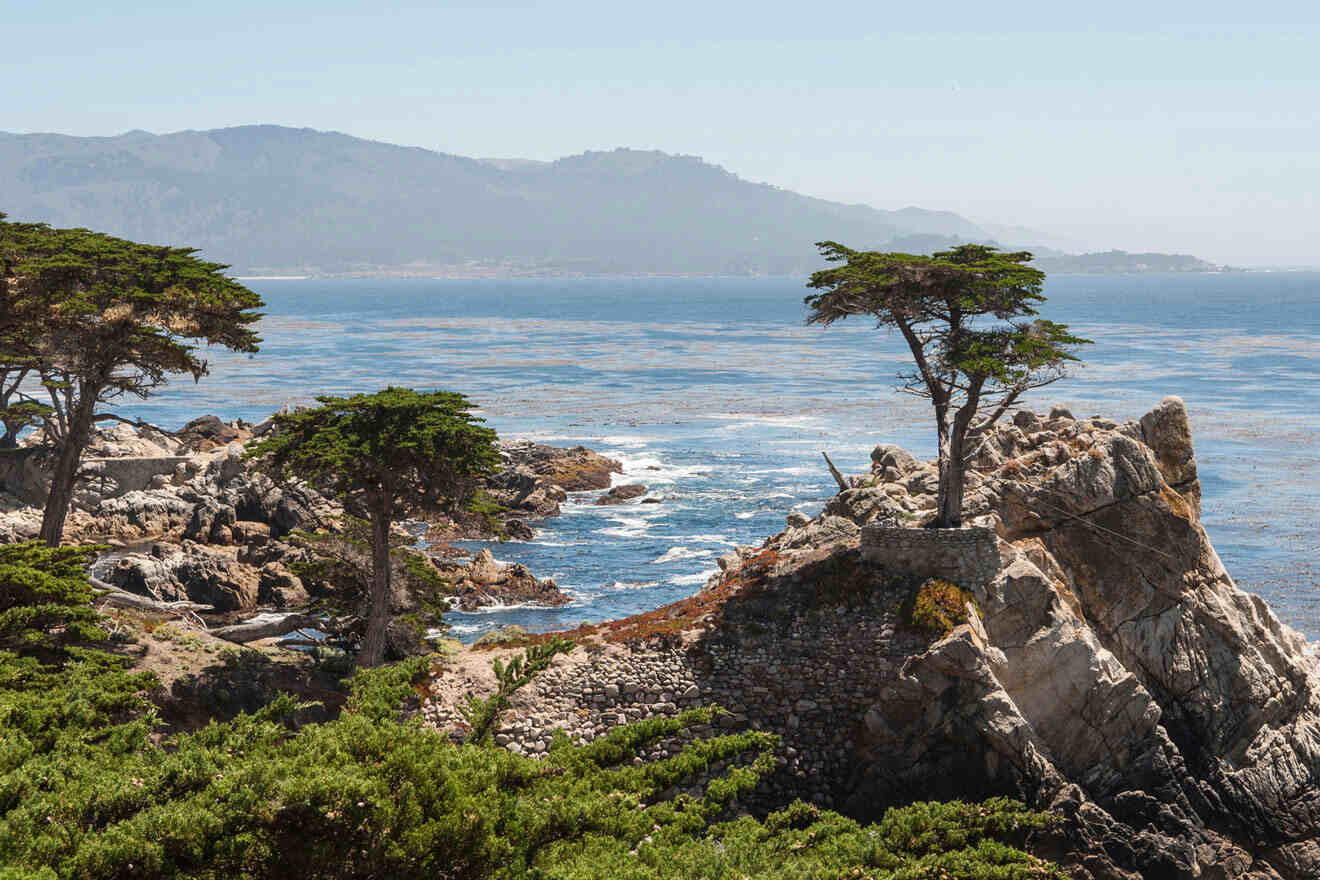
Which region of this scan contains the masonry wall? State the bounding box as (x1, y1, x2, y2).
(424, 554, 932, 810)
(0, 449, 191, 506)
(860, 524, 1000, 589)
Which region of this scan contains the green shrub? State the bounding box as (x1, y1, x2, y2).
(903, 578, 980, 639)
(0, 543, 1066, 879)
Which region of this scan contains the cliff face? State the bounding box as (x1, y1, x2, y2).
(803, 397, 1320, 879)
(423, 398, 1320, 880)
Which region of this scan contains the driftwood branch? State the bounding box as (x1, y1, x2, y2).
(208, 613, 322, 644)
(91, 577, 216, 615)
(821, 451, 849, 493)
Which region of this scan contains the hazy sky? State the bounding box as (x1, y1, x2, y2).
(7, 1, 1317, 265)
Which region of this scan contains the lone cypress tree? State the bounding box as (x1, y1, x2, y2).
(806, 242, 1089, 527)
(247, 387, 501, 667)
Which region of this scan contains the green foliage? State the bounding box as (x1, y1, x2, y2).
(903, 579, 980, 639)
(0, 545, 1068, 879)
(805, 242, 1090, 527)
(0, 216, 263, 542)
(246, 387, 500, 519)
(0, 542, 106, 656)
(467, 487, 510, 538)
(461, 638, 576, 743)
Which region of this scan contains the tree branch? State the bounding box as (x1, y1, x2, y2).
(821, 451, 849, 493)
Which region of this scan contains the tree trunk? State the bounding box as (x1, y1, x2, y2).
(38, 393, 96, 546)
(358, 508, 393, 667)
(933, 408, 966, 528)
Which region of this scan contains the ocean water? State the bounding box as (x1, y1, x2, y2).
(114, 274, 1320, 640)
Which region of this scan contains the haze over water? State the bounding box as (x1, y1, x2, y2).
(117, 274, 1320, 640)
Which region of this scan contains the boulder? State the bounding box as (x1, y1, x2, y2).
(870, 444, 918, 473)
(176, 415, 250, 452)
(93, 545, 261, 613)
(258, 563, 308, 608)
(595, 484, 647, 505)
(499, 441, 622, 491)
(1138, 395, 1199, 489)
(434, 548, 570, 611)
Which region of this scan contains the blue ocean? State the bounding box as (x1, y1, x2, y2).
(115, 274, 1320, 640)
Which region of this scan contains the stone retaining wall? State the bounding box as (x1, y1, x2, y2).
(0, 449, 193, 506)
(860, 524, 999, 589)
(424, 555, 930, 810)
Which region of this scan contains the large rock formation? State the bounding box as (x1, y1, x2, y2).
(425, 440, 622, 540)
(421, 398, 1320, 880)
(433, 548, 570, 611)
(796, 397, 1320, 877)
(0, 418, 586, 621)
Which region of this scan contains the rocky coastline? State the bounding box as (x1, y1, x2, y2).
(4, 398, 1319, 877)
(0, 416, 621, 646)
(418, 397, 1320, 880)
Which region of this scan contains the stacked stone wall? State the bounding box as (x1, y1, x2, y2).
(424, 559, 930, 809)
(0, 448, 192, 506)
(860, 524, 999, 589)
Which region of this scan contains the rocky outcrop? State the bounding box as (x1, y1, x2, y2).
(827, 397, 1320, 877)
(426, 441, 622, 540)
(500, 441, 622, 491)
(1, 417, 580, 635)
(595, 483, 646, 505)
(432, 548, 570, 611)
(91, 543, 268, 613)
(421, 397, 1320, 880)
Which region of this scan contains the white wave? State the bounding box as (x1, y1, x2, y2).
(746, 466, 815, 476)
(452, 598, 584, 614)
(597, 434, 652, 448)
(595, 515, 655, 538)
(436, 623, 482, 636)
(651, 546, 714, 564)
(708, 412, 821, 428)
(610, 453, 705, 486)
(605, 580, 660, 591)
(670, 569, 719, 586)
(734, 511, 758, 520)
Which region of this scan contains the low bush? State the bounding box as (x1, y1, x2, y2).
(0, 542, 1066, 879)
(903, 578, 981, 639)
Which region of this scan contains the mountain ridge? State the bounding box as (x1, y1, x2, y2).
(0, 125, 1225, 277)
(0, 125, 990, 276)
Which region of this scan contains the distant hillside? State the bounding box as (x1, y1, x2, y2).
(1031, 250, 1224, 274)
(0, 126, 989, 276)
(868, 233, 1224, 275)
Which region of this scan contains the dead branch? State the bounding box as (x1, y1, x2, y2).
(821, 451, 850, 493)
(91, 577, 216, 615)
(208, 613, 322, 644)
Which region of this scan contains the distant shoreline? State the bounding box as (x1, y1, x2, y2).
(234, 275, 310, 281)
(226, 267, 1315, 282)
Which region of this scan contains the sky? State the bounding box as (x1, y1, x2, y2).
(6, 0, 1318, 265)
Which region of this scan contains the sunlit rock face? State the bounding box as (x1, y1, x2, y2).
(832, 397, 1320, 880)
(421, 398, 1320, 880)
